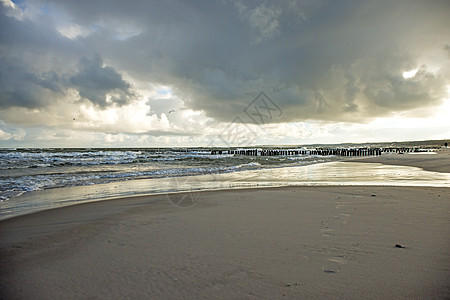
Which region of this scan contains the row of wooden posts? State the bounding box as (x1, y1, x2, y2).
(210, 148, 382, 157)
(210, 147, 424, 157)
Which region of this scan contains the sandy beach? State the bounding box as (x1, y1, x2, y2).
(1, 150, 449, 299)
(350, 148, 450, 173)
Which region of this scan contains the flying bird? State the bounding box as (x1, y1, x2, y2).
(168, 109, 176, 114)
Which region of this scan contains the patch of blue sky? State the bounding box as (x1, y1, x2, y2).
(157, 88, 172, 95)
(10, 0, 25, 10)
(90, 24, 101, 31)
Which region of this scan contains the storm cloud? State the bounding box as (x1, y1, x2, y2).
(0, 0, 449, 145)
(69, 54, 134, 107)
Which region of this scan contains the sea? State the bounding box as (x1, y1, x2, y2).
(1, 148, 449, 220)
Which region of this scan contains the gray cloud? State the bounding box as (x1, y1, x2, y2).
(0, 3, 135, 110)
(1, 0, 449, 127)
(69, 54, 134, 107)
(0, 57, 65, 108)
(146, 97, 182, 118)
(0, 5, 70, 108)
(235, 1, 283, 44)
(0, 52, 134, 109)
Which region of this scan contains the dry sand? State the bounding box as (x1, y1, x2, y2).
(1, 150, 449, 299)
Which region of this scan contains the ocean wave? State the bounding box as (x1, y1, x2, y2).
(0, 149, 240, 170)
(0, 149, 342, 202)
(0, 162, 267, 201)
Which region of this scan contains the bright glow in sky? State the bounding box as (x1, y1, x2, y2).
(402, 69, 418, 79)
(0, 0, 449, 147)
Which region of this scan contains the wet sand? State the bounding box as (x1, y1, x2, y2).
(350, 148, 450, 173)
(1, 150, 449, 299)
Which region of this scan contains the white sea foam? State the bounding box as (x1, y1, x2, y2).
(1, 161, 449, 221)
(0, 148, 341, 209)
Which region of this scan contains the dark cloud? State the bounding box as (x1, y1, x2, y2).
(1, 0, 449, 125)
(0, 5, 71, 108)
(69, 54, 134, 107)
(0, 52, 134, 109)
(0, 14, 134, 109)
(0, 57, 65, 108)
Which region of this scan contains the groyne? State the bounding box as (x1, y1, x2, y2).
(210, 147, 427, 157)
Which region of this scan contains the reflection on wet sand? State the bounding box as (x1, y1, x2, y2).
(2, 161, 449, 220)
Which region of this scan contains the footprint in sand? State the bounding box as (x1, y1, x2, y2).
(333, 196, 354, 225)
(319, 197, 354, 273)
(322, 256, 348, 274)
(334, 196, 343, 209)
(322, 265, 341, 274)
(335, 212, 352, 225)
(320, 220, 335, 237)
(328, 255, 348, 265)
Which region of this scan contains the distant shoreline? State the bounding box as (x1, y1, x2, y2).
(348, 148, 450, 173)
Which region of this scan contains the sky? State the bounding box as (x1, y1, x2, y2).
(0, 0, 449, 148)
